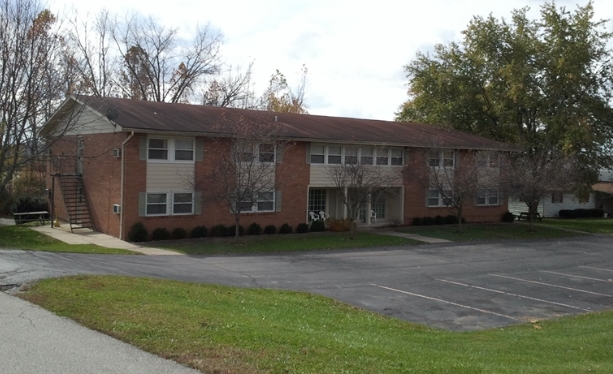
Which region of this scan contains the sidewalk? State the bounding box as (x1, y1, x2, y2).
(0, 291, 199, 374)
(362, 227, 452, 244)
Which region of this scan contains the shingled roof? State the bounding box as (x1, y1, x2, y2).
(50, 95, 515, 151)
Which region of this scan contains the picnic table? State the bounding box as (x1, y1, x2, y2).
(13, 211, 49, 225)
(517, 212, 542, 221)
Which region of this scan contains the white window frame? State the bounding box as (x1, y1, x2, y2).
(477, 153, 500, 168)
(235, 190, 276, 213)
(146, 192, 168, 216)
(476, 189, 500, 206)
(172, 192, 194, 215)
(430, 150, 455, 168)
(148, 137, 195, 163)
(427, 188, 454, 207)
(310, 144, 403, 166)
(237, 142, 276, 163)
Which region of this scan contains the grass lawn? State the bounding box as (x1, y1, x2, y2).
(538, 218, 613, 234)
(20, 275, 613, 374)
(0, 225, 137, 255)
(394, 223, 583, 242)
(149, 232, 420, 255)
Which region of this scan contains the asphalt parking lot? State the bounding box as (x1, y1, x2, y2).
(1, 235, 613, 331)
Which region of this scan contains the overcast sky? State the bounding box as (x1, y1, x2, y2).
(52, 0, 613, 121)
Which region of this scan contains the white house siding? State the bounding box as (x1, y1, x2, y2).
(543, 193, 595, 218)
(508, 197, 544, 216)
(65, 105, 117, 135)
(146, 163, 194, 192)
(309, 165, 403, 187)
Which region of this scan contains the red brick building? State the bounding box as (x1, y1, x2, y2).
(41, 96, 513, 240)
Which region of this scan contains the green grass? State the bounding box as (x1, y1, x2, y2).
(395, 223, 582, 242)
(0, 225, 137, 254)
(149, 232, 420, 255)
(20, 275, 613, 374)
(538, 218, 613, 234)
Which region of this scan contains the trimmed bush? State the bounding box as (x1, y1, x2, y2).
(228, 225, 245, 237)
(278, 223, 293, 234)
(327, 218, 352, 232)
(310, 219, 326, 232)
(210, 224, 229, 237)
(128, 222, 148, 242)
(151, 227, 170, 241)
(171, 228, 187, 240)
(296, 223, 310, 233)
(263, 225, 277, 235)
(434, 215, 445, 225)
(12, 196, 48, 213)
(247, 222, 262, 235)
(592, 209, 605, 218)
(190, 225, 208, 238)
(502, 211, 515, 223)
(422, 216, 435, 226)
(412, 217, 423, 226)
(445, 215, 458, 225)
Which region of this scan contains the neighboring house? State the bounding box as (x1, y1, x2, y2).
(40, 96, 514, 240)
(509, 169, 613, 218)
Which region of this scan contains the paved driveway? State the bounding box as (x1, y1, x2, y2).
(1, 235, 612, 331)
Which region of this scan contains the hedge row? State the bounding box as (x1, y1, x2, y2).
(411, 215, 464, 226)
(128, 221, 325, 242)
(559, 208, 604, 219)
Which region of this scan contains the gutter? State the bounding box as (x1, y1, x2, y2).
(119, 131, 135, 240)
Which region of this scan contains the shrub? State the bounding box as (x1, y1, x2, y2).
(279, 223, 293, 234)
(592, 209, 605, 218)
(559, 209, 574, 219)
(422, 216, 435, 226)
(502, 211, 515, 223)
(327, 218, 352, 232)
(151, 227, 170, 241)
(263, 225, 277, 235)
(171, 228, 187, 240)
(445, 215, 458, 225)
(434, 215, 445, 225)
(12, 196, 48, 213)
(190, 225, 208, 238)
(247, 222, 262, 235)
(412, 217, 422, 226)
(310, 220, 326, 232)
(228, 225, 244, 237)
(210, 224, 229, 237)
(296, 223, 310, 233)
(128, 222, 148, 242)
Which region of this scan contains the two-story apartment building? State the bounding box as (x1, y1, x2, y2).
(41, 96, 514, 240)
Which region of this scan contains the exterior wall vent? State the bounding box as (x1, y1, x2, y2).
(113, 148, 122, 158)
(113, 204, 121, 214)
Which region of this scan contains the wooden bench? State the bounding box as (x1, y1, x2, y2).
(13, 211, 50, 225)
(517, 212, 542, 221)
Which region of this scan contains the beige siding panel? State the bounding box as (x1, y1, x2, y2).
(310, 165, 403, 187)
(65, 106, 117, 135)
(147, 163, 194, 191)
(310, 165, 335, 186)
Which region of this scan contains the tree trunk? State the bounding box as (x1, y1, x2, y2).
(349, 219, 357, 239)
(234, 213, 240, 239)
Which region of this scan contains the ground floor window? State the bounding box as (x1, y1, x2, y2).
(476, 189, 500, 206)
(236, 190, 275, 213)
(427, 189, 453, 207)
(145, 192, 196, 216)
(173, 192, 194, 214)
(308, 189, 326, 213)
(146, 193, 167, 215)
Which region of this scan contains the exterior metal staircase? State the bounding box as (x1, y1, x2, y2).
(58, 175, 95, 232)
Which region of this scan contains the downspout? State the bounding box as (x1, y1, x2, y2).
(119, 132, 135, 240)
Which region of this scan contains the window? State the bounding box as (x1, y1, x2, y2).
(258, 143, 275, 163)
(344, 147, 358, 165)
(442, 151, 454, 167)
(376, 148, 389, 166)
(327, 146, 342, 164)
(310, 144, 325, 164)
(551, 192, 563, 204)
(391, 148, 403, 165)
(148, 139, 168, 160)
(308, 189, 326, 213)
(427, 189, 453, 207)
(174, 139, 194, 161)
(146, 193, 167, 215)
(477, 153, 500, 168)
(257, 191, 275, 211)
(476, 189, 500, 206)
(173, 193, 193, 214)
(429, 151, 455, 167)
(360, 146, 374, 165)
(372, 193, 386, 219)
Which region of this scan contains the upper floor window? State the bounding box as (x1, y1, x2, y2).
(477, 153, 500, 168)
(430, 150, 455, 168)
(327, 146, 342, 164)
(310, 144, 404, 166)
(360, 146, 374, 165)
(258, 143, 275, 163)
(148, 138, 194, 162)
(236, 142, 276, 163)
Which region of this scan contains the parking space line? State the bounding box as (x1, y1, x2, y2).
(539, 270, 613, 283)
(490, 274, 613, 297)
(371, 284, 519, 321)
(436, 279, 590, 312)
(579, 266, 613, 273)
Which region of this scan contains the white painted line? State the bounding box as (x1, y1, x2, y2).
(579, 266, 613, 273)
(490, 274, 613, 297)
(371, 284, 519, 321)
(436, 279, 590, 312)
(539, 270, 613, 283)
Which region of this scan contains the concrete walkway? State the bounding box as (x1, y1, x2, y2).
(375, 229, 452, 243)
(0, 291, 199, 374)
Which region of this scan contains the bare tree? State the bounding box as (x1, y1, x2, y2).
(201, 114, 289, 238)
(503, 147, 580, 230)
(0, 0, 71, 197)
(405, 148, 502, 232)
(202, 62, 256, 108)
(327, 155, 402, 239)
